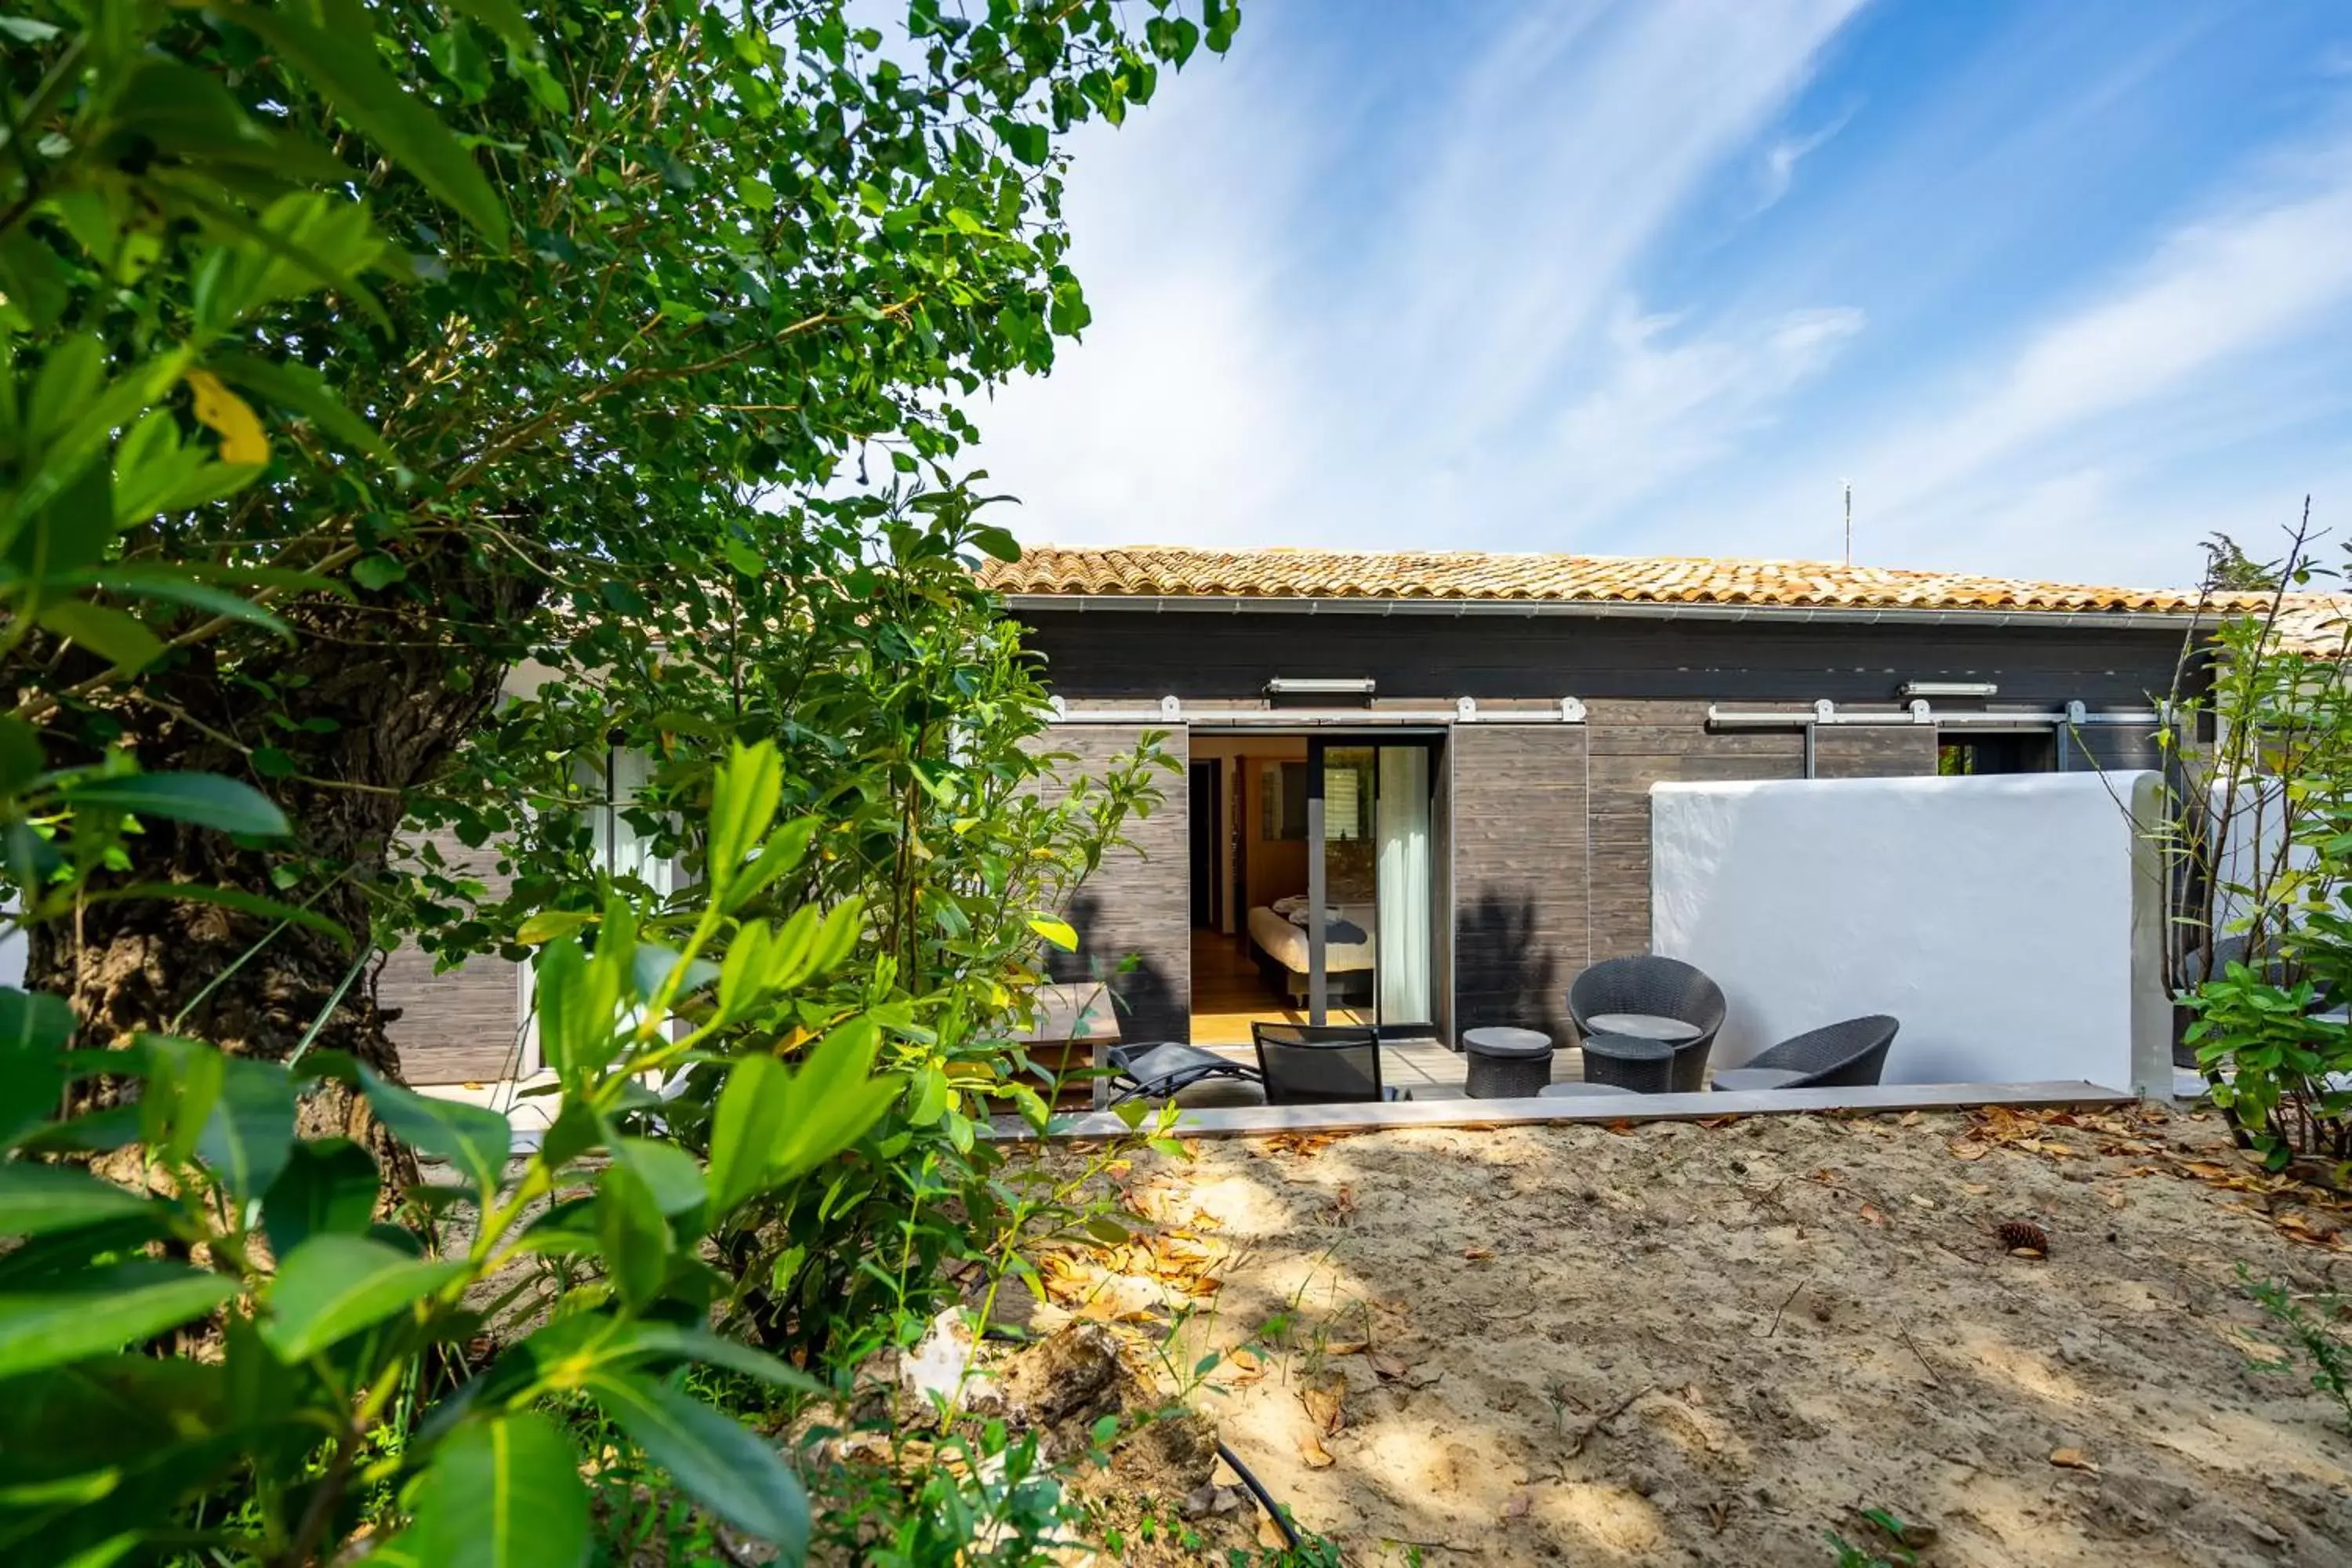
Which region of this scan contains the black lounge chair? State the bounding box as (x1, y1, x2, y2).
(1103, 1042, 1261, 1105)
(1250, 1022, 1403, 1105)
(1568, 956, 1727, 1093)
(1709, 1014, 1900, 1092)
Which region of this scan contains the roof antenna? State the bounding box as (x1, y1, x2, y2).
(1842, 479, 1853, 567)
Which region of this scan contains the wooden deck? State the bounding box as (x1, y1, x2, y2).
(1173, 1036, 1591, 1105)
(1187, 927, 1384, 1045)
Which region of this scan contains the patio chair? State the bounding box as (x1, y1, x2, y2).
(1567, 956, 1726, 1093)
(1250, 1022, 1401, 1105)
(1103, 1042, 1262, 1105)
(1708, 1014, 1900, 1092)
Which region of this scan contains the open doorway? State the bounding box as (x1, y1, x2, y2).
(1186, 731, 1443, 1045)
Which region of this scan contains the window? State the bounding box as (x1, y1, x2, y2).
(1258, 755, 1374, 840)
(1937, 733, 2056, 775)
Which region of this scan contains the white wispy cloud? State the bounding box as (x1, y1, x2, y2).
(970, 0, 2352, 587)
(1546, 303, 1865, 517)
(1808, 136, 2352, 574)
(1755, 107, 1857, 212)
(1370, 0, 1870, 452)
(971, 0, 1873, 547)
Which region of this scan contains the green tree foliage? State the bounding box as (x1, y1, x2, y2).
(0, 1, 1226, 1558)
(2202, 531, 2285, 593)
(1, 0, 1235, 1080)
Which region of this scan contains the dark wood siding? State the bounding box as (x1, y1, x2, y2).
(1018, 608, 2190, 709)
(1584, 700, 1806, 960)
(381, 829, 524, 1085)
(1448, 725, 1588, 1042)
(2068, 724, 2164, 773)
(1814, 725, 1940, 779)
(1036, 724, 1192, 1044)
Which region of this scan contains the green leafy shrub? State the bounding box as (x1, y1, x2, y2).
(2160, 536, 2352, 1169)
(0, 742, 886, 1562)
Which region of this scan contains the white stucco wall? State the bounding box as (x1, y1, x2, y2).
(1650, 772, 2170, 1094)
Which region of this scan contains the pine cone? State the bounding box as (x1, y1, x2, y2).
(1997, 1219, 2050, 1257)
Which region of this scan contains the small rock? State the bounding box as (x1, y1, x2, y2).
(997, 1322, 1123, 1426)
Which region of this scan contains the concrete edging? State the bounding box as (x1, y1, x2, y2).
(1004, 1079, 2140, 1142)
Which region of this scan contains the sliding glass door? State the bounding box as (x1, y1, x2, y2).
(1305, 736, 1438, 1031)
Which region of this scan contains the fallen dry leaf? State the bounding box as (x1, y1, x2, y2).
(1900, 1110, 1924, 1127)
(1301, 1381, 1346, 1436)
(1325, 1339, 1370, 1357)
(1858, 1203, 1889, 1227)
(1264, 1131, 1353, 1158)
(1297, 1433, 1335, 1470)
(1960, 1181, 1992, 1196)
(2050, 1446, 2100, 1473)
(1370, 1352, 1412, 1381)
(1461, 1245, 1494, 1261)
(1258, 1513, 1291, 1548)
(1948, 1140, 1990, 1162)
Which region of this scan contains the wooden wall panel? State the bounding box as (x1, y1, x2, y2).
(1019, 609, 2196, 710)
(1448, 725, 1588, 1042)
(1584, 699, 1806, 961)
(1814, 726, 1940, 779)
(1036, 725, 1192, 1044)
(380, 829, 524, 1085)
(2068, 724, 2164, 774)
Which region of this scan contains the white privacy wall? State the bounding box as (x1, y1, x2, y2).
(1651, 772, 2171, 1095)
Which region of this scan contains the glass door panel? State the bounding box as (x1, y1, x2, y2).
(1305, 741, 1434, 1031)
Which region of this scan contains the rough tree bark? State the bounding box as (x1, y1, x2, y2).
(24, 550, 540, 1117)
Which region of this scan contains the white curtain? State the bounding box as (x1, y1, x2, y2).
(1376, 747, 1432, 1024)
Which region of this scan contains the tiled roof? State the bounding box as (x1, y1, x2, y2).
(983, 546, 2352, 653)
(982, 545, 2284, 617)
(2274, 594, 2352, 655)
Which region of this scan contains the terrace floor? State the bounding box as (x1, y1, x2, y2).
(1172, 1037, 1595, 1106)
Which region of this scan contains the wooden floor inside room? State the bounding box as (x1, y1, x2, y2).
(1188, 927, 1377, 1045)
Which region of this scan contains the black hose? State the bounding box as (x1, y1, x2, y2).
(1218, 1439, 1301, 1549)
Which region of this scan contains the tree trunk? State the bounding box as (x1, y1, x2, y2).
(24, 557, 540, 1116)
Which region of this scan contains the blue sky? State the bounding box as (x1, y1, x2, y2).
(967, 0, 2352, 586)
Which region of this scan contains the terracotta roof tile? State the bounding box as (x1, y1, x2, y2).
(981, 545, 2350, 646)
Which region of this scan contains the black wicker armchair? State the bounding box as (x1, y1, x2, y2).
(1708, 1014, 1900, 1092)
(1567, 956, 1727, 1093)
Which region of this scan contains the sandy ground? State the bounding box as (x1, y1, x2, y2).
(1018, 1104, 2352, 1566)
